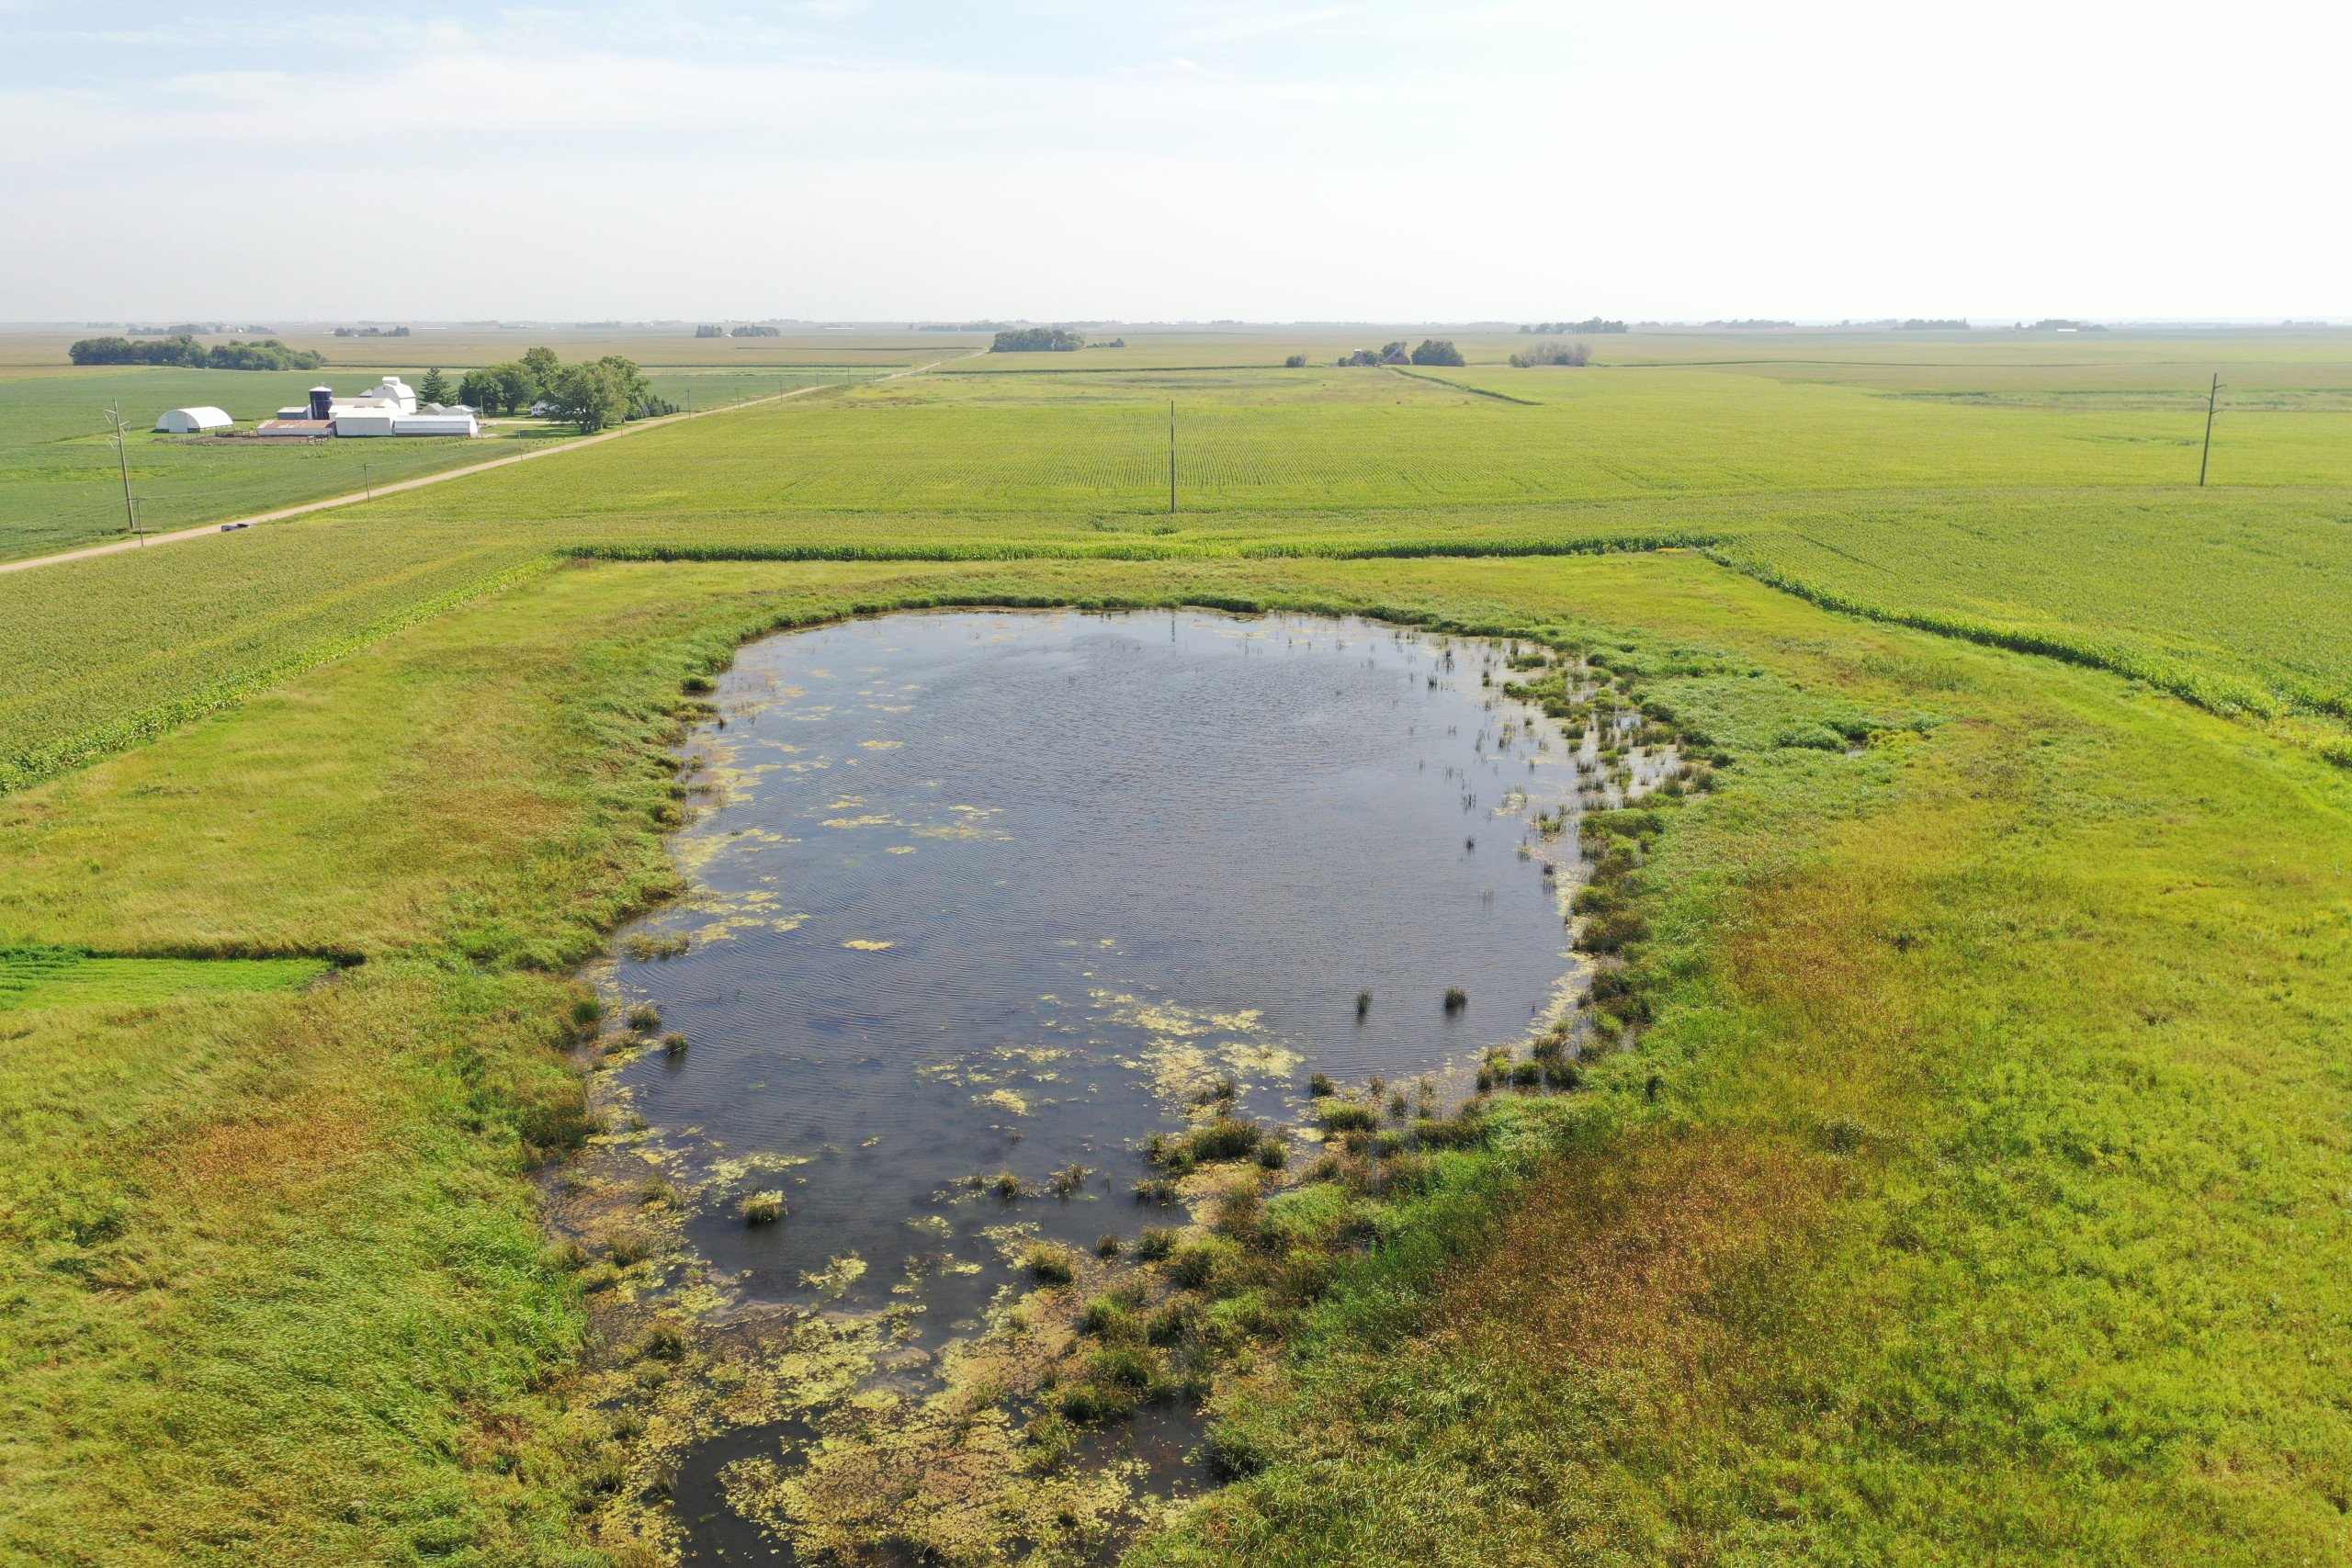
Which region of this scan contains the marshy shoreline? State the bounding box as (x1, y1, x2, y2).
(541, 604, 1708, 1564)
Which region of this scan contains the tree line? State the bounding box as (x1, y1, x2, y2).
(1509, 340, 1590, 367)
(1521, 319, 1626, 334)
(456, 348, 673, 431)
(990, 327, 1084, 352)
(69, 335, 326, 370)
(1339, 340, 1464, 367)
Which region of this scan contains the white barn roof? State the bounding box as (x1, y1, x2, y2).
(155, 406, 233, 434)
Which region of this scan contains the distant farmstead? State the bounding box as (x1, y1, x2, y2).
(153, 406, 233, 434)
(254, 378, 480, 439)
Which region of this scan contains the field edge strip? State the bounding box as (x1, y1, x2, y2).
(0, 556, 559, 797)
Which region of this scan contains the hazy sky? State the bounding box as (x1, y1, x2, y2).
(4, 1, 2343, 322)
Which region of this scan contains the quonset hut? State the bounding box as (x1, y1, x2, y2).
(153, 406, 233, 434)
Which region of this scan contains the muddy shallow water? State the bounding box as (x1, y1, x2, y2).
(595, 609, 1591, 1556)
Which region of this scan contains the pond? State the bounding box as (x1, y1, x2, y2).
(592, 608, 1606, 1556)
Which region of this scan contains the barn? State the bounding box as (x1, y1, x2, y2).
(154, 406, 233, 434)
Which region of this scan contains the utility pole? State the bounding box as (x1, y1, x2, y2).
(2198, 373, 2220, 487)
(105, 401, 141, 543)
(1169, 400, 1177, 515)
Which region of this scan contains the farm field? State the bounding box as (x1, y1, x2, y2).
(6, 335, 2352, 794)
(0, 361, 875, 561)
(1, 330, 2349, 1564)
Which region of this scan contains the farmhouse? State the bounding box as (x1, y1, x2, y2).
(255, 378, 481, 438)
(153, 406, 233, 434)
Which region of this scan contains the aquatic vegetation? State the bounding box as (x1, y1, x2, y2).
(741, 1190, 786, 1225)
(1167, 1244, 1220, 1291)
(1442, 986, 1468, 1013)
(1023, 1243, 1078, 1285)
(622, 931, 691, 962)
(1185, 1118, 1266, 1164)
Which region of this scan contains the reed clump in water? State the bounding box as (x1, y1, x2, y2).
(1023, 1244, 1077, 1285)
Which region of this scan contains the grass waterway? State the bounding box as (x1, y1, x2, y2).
(589, 610, 1597, 1556)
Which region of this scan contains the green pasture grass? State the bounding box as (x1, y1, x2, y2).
(1134, 554, 2352, 1566)
(4, 550, 2349, 1565)
(639, 367, 871, 412)
(0, 947, 330, 1012)
(4, 326, 2352, 1565)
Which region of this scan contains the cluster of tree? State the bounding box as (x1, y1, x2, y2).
(1283, 353, 1308, 367)
(2021, 318, 2107, 332)
(1705, 319, 1795, 329)
(1521, 318, 1626, 334)
(730, 324, 780, 337)
(69, 335, 325, 370)
(1509, 340, 1590, 367)
(1339, 339, 1463, 367)
(695, 324, 726, 337)
(458, 347, 673, 430)
(990, 327, 1084, 352)
(332, 325, 411, 337)
(1896, 319, 1970, 331)
(130, 321, 225, 335)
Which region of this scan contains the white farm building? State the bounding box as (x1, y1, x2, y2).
(255, 378, 481, 439)
(154, 406, 233, 434)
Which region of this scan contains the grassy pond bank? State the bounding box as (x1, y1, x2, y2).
(556, 610, 1695, 1561)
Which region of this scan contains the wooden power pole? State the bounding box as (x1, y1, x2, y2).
(1169, 400, 1177, 514)
(2199, 373, 2220, 486)
(105, 401, 141, 543)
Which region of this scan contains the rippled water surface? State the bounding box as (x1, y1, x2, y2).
(600, 611, 1607, 1558)
(613, 611, 1581, 1319)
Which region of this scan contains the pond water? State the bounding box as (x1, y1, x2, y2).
(598, 608, 1595, 1555)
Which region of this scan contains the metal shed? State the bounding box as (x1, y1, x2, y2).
(154, 406, 233, 434)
